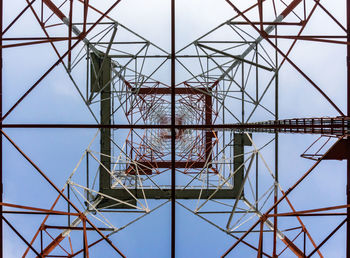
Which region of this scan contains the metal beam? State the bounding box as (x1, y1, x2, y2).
(0, 0, 3, 255)
(171, 0, 176, 257)
(2, 117, 348, 135)
(347, 0, 350, 256)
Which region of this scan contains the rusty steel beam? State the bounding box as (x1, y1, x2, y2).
(43, 225, 114, 231)
(39, 233, 65, 257)
(0, 202, 80, 216)
(128, 161, 209, 169)
(280, 0, 303, 17)
(230, 21, 304, 26)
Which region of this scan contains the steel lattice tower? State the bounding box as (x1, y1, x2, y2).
(1, 0, 350, 257)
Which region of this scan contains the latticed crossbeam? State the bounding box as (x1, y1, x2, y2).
(231, 117, 349, 135)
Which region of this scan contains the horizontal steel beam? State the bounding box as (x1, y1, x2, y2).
(100, 188, 241, 202)
(2, 117, 349, 135)
(133, 87, 209, 95)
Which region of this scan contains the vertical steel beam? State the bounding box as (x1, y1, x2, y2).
(90, 52, 112, 191)
(68, 0, 73, 71)
(233, 134, 252, 190)
(205, 93, 213, 167)
(347, 1, 350, 257)
(0, 0, 3, 256)
(273, 24, 279, 258)
(171, 0, 176, 257)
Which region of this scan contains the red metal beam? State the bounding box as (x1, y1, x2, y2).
(134, 87, 210, 95)
(42, 0, 66, 21)
(280, 0, 302, 17)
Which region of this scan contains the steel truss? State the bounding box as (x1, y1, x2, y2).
(1, 0, 350, 257)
